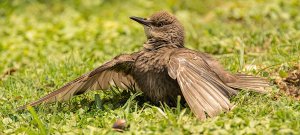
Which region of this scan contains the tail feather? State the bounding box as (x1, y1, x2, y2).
(226, 74, 270, 93)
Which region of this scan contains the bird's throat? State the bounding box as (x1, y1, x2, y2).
(143, 38, 176, 51)
(143, 38, 183, 51)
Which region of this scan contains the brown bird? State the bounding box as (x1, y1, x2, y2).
(18, 11, 269, 120)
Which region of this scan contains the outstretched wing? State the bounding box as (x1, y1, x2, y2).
(167, 50, 237, 120)
(18, 54, 138, 110)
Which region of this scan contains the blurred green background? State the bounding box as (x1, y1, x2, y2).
(0, 0, 300, 134)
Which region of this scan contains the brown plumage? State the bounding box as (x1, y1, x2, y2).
(18, 11, 269, 120)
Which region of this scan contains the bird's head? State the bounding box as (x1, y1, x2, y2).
(130, 11, 185, 48)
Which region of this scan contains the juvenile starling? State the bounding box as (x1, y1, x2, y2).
(18, 11, 269, 120)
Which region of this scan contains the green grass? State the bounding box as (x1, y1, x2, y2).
(1, 0, 300, 134)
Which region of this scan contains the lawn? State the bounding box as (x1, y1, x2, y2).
(1, 0, 300, 134)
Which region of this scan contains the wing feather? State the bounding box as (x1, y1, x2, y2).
(18, 54, 138, 110)
(167, 50, 236, 120)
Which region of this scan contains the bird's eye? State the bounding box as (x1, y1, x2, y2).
(157, 22, 164, 27)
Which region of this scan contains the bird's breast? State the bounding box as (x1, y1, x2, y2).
(134, 52, 166, 73)
(131, 51, 182, 105)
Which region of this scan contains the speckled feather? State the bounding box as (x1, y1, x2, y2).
(18, 11, 269, 120)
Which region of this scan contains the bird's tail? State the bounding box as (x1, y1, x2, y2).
(226, 74, 270, 93)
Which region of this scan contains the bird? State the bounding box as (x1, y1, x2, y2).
(18, 11, 269, 120)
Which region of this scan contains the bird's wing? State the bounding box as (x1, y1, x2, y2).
(18, 54, 138, 110)
(198, 53, 270, 92)
(167, 50, 237, 120)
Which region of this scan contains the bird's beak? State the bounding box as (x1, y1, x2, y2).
(130, 16, 151, 27)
